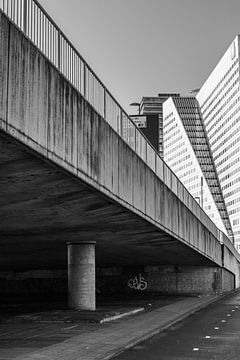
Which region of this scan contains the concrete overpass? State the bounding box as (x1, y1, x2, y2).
(0, 2, 239, 310)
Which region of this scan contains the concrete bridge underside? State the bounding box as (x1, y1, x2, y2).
(0, 130, 215, 272)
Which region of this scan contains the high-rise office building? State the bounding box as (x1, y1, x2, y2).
(196, 35, 240, 250)
(163, 96, 233, 239)
(140, 93, 180, 158)
(137, 36, 240, 248)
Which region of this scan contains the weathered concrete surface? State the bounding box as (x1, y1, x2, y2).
(222, 236, 240, 287)
(68, 242, 96, 310)
(0, 131, 219, 272)
(0, 11, 239, 286)
(97, 265, 235, 296)
(0, 265, 235, 296)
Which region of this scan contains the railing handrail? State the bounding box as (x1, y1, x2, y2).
(32, 1, 135, 130)
(32, 1, 107, 98)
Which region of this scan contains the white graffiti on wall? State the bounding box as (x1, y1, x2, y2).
(127, 273, 147, 291)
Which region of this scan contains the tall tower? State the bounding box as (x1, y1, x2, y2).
(196, 35, 240, 250)
(163, 96, 233, 240)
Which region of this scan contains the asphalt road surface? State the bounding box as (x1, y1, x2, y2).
(115, 291, 240, 360)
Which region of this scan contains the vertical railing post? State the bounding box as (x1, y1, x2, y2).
(23, 0, 27, 34)
(134, 123, 136, 151)
(83, 62, 86, 98)
(103, 89, 106, 120)
(120, 110, 123, 137)
(58, 30, 61, 72)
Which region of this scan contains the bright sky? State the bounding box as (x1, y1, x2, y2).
(39, 0, 240, 114)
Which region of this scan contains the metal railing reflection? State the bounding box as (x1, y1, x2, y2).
(0, 0, 223, 241)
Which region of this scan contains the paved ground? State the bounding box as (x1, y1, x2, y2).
(0, 292, 235, 360)
(114, 290, 240, 360)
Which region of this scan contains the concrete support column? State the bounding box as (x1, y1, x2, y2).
(67, 241, 96, 311)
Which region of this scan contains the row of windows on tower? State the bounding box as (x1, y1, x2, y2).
(208, 107, 240, 142)
(164, 142, 185, 157)
(173, 161, 193, 173)
(211, 114, 240, 147)
(166, 148, 188, 163)
(224, 186, 240, 199)
(200, 58, 238, 111)
(212, 124, 240, 153)
(164, 112, 174, 122)
(164, 129, 180, 142)
(164, 123, 178, 135)
(164, 115, 176, 128)
(206, 90, 240, 132)
(169, 154, 191, 168)
(213, 135, 240, 162)
(218, 156, 240, 176)
(203, 69, 239, 119)
(233, 218, 240, 226)
(222, 166, 240, 183)
(222, 176, 240, 191)
(226, 196, 240, 207)
(164, 135, 183, 149)
(215, 146, 240, 168)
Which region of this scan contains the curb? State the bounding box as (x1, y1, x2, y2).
(99, 307, 145, 324)
(102, 291, 236, 360)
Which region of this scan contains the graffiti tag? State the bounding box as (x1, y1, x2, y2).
(127, 273, 147, 291)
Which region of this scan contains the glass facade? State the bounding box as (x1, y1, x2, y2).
(163, 97, 233, 239)
(197, 36, 240, 250)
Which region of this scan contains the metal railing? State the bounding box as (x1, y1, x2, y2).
(0, 0, 224, 242)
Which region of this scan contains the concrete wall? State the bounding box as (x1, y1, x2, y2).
(0, 265, 234, 296)
(97, 265, 235, 296)
(0, 270, 67, 295)
(222, 238, 240, 288)
(221, 268, 235, 293)
(0, 12, 226, 269)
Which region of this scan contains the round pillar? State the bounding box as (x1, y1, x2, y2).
(67, 241, 96, 311)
